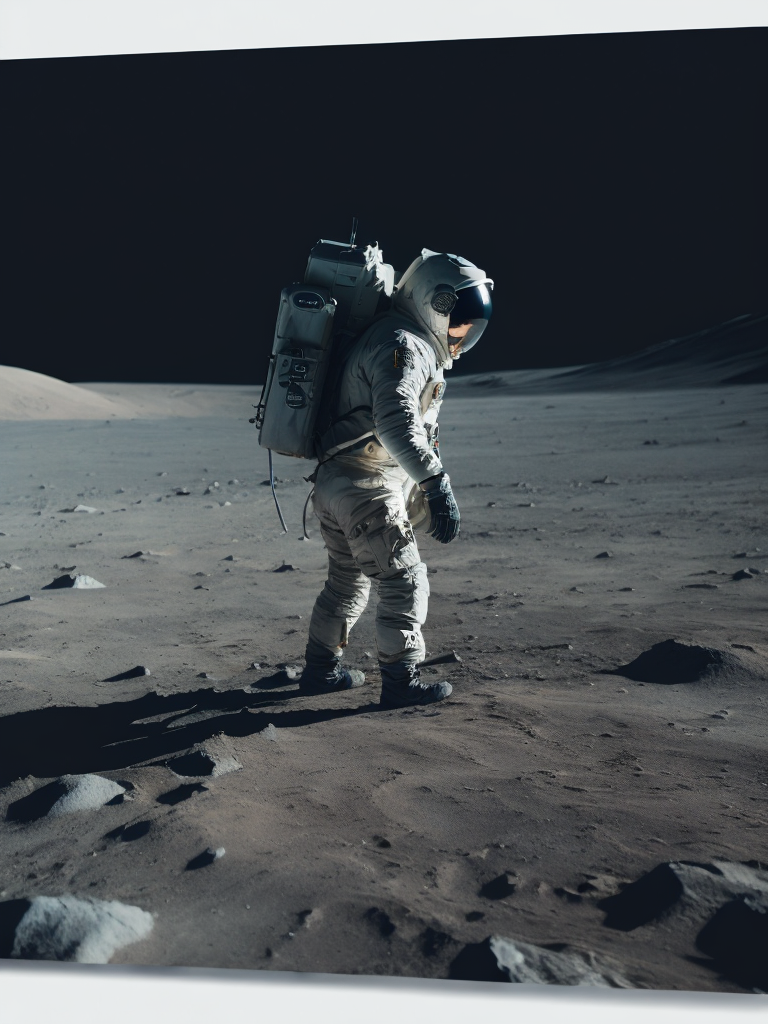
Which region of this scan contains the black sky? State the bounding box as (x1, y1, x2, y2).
(3, 28, 766, 383)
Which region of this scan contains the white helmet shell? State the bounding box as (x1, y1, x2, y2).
(393, 249, 493, 365)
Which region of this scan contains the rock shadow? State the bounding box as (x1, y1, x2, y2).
(0, 676, 382, 789)
(695, 895, 768, 991)
(5, 779, 70, 823)
(0, 900, 31, 957)
(598, 862, 687, 929)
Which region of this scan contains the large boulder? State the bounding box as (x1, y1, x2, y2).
(8, 895, 153, 963)
(449, 935, 632, 987)
(599, 860, 768, 931)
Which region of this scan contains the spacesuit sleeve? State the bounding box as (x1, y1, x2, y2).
(367, 333, 444, 483)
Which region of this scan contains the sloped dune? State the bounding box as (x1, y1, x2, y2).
(0, 366, 256, 421)
(454, 313, 768, 395)
(0, 366, 140, 421)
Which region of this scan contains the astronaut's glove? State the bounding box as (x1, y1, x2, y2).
(419, 472, 460, 544)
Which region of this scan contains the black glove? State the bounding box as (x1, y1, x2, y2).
(419, 472, 460, 544)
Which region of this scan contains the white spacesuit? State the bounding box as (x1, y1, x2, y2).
(300, 249, 493, 707)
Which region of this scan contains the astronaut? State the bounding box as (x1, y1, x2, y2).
(299, 249, 493, 708)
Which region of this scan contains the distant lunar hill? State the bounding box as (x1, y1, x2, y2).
(3, 313, 766, 420)
(0, 365, 140, 420)
(453, 313, 768, 395)
(0, 367, 255, 421)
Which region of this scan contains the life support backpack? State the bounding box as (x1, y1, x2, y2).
(253, 235, 395, 460)
(251, 230, 395, 531)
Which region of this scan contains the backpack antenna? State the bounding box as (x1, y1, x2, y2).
(349, 216, 358, 248)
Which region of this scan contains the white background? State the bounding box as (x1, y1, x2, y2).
(2, 2, 766, 1022)
(1, 0, 768, 59)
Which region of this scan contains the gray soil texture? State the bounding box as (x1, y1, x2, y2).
(0, 319, 766, 991)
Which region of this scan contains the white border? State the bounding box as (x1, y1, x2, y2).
(2, 3, 766, 1022)
(0, 0, 766, 60)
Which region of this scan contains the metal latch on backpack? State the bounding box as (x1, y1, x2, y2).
(278, 353, 314, 409)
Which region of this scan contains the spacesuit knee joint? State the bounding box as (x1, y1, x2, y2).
(350, 510, 420, 577)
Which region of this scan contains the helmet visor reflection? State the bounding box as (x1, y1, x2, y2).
(449, 282, 492, 355)
(450, 319, 488, 355)
(450, 282, 492, 325)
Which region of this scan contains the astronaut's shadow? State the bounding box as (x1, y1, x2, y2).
(0, 676, 381, 787)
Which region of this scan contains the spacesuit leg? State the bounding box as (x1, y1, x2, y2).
(331, 469, 427, 665)
(310, 462, 429, 662)
(344, 511, 451, 707)
(307, 519, 372, 658)
(297, 463, 373, 692)
(305, 462, 449, 705)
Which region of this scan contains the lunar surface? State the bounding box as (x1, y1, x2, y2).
(0, 318, 766, 992)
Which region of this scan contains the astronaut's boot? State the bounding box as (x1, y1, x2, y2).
(299, 638, 365, 694)
(379, 661, 452, 709)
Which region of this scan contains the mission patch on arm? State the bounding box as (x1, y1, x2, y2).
(393, 346, 416, 370)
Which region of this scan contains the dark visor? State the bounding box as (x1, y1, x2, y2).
(449, 282, 493, 354)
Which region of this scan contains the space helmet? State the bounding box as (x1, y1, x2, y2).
(392, 249, 493, 364)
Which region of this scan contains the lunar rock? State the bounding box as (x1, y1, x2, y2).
(479, 873, 518, 900)
(164, 736, 242, 777)
(47, 774, 126, 816)
(42, 573, 106, 590)
(58, 505, 100, 513)
(599, 860, 768, 931)
(696, 893, 768, 990)
(422, 650, 463, 666)
(102, 665, 151, 682)
(9, 894, 153, 963)
(186, 847, 226, 871)
(612, 639, 744, 685)
(732, 569, 757, 580)
(449, 935, 632, 987)
(156, 783, 208, 805)
(6, 774, 126, 822)
(105, 820, 152, 842)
